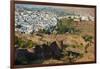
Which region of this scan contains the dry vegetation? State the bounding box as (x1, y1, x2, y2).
(15, 21, 95, 65)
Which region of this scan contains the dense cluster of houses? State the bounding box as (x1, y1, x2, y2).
(15, 8, 57, 34)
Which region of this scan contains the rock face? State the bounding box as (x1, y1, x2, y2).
(15, 49, 35, 65)
(15, 6, 57, 34)
(15, 41, 63, 65)
(50, 41, 62, 59)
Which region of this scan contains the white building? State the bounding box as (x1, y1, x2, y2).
(80, 16, 89, 21)
(15, 8, 58, 34)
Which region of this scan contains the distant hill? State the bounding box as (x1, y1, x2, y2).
(15, 4, 76, 16)
(15, 4, 95, 17)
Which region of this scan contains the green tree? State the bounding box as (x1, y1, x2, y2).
(57, 18, 74, 34)
(18, 40, 25, 48)
(82, 35, 93, 42)
(27, 40, 33, 48)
